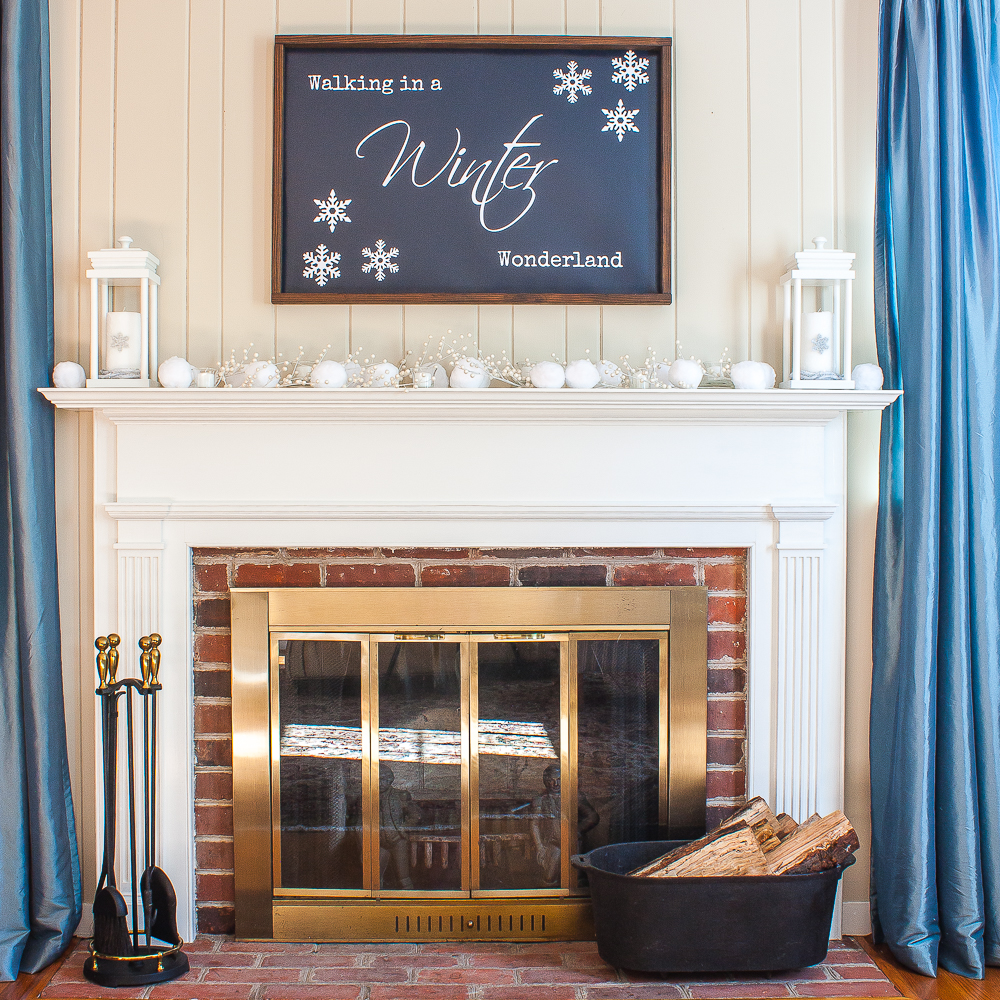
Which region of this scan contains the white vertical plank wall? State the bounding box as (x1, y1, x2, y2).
(47, 0, 880, 922)
(188, 0, 227, 368)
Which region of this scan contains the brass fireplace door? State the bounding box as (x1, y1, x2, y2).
(231, 587, 707, 941)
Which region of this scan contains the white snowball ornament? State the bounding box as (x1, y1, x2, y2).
(243, 360, 279, 387)
(449, 357, 490, 388)
(530, 361, 566, 389)
(596, 360, 624, 386)
(730, 360, 776, 390)
(157, 356, 195, 388)
(428, 362, 449, 387)
(309, 360, 348, 388)
(52, 361, 86, 388)
(667, 358, 704, 389)
(343, 361, 363, 386)
(564, 359, 600, 389)
(366, 362, 400, 387)
(852, 363, 884, 390)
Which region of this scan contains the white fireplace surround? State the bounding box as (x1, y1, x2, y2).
(42, 386, 897, 943)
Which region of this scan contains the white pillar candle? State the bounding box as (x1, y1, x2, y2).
(104, 311, 142, 373)
(196, 369, 218, 388)
(800, 310, 835, 373)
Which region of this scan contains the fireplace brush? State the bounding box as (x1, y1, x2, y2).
(84, 634, 189, 988)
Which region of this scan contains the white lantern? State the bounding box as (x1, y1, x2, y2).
(86, 237, 160, 387)
(780, 237, 855, 389)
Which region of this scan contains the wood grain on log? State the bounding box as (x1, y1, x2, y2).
(629, 821, 771, 878)
(774, 813, 798, 841)
(765, 810, 860, 875)
(719, 796, 781, 852)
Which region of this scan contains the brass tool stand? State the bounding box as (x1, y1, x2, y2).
(84, 633, 190, 987)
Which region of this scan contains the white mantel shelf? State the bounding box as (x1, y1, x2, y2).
(49, 381, 897, 943)
(40, 386, 899, 424)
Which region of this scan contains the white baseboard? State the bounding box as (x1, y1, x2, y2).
(841, 900, 872, 936)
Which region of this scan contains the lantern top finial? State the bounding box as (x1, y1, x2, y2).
(118, 236, 133, 250)
(785, 236, 855, 278)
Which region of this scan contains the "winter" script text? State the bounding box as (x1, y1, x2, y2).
(355, 116, 558, 233)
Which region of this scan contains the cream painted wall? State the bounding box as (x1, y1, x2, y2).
(48, 0, 880, 920)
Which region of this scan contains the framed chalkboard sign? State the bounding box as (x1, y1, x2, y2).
(272, 35, 671, 304)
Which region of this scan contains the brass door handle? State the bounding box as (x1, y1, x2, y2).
(393, 633, 445, 641)
(493, 633, 546, 640)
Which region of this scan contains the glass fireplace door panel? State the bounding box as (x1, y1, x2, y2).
(374, 640, 466, 895)
(576, 637, 663, 852)
(474, 639, 566, 893)
(274, 637, 367, 892)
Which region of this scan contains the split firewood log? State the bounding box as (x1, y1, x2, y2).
(629, 821, 771, 878)
(765, 810, 860, 874)
(718, 796, 782, 852)
(774, 812, 798, 840)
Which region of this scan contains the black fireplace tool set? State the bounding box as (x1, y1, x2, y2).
(84, 633, 189, 987)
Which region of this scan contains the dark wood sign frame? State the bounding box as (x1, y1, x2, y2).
(272, 35, 672, 305)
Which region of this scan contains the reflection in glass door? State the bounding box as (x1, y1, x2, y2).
(271, 630, 668, 902)
(273, 636, 367, 891)
(576, 638, 662, 849)
(373, 639, 467, 895)
(473, 638, 568, 894)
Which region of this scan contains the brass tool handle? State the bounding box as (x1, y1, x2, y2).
(139, 635, 153, 688)
(106, 633, 121, 683)
(95, 635, 110, 687)
(148, 633, 162, 685)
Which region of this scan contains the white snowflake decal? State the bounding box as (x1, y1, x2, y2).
(110, 332, 130, 352)
(552, 61, 592, 103)
(361, 240, 400, 281)
(312, 188, 352, 234)
(601, 99, 640, 142)
(302, 244, 341, 286)
(612, 49, 650, 92)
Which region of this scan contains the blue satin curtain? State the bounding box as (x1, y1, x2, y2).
(872, 0, 1000, 980)
(0, 0, 82, 980)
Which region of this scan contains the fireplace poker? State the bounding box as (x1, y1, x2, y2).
(125, 683, 140, 952)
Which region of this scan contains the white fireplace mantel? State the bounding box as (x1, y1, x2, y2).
(42, 386, 898, 943)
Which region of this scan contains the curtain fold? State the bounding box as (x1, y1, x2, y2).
(872, 0, 1000, 980)
(0, 0, 83, 980)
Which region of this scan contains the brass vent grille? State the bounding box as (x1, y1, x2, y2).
(395, 911, 547, 936)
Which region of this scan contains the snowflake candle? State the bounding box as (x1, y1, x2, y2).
(800, 311, 834, 373)
(104, 311, 142, 374)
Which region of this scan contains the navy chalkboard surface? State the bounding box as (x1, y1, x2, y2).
(272, 36, 671, 304)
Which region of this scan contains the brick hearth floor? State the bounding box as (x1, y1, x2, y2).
(41, 936, 900, 999)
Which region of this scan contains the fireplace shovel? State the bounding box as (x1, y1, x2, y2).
(139, 635, 181, 947)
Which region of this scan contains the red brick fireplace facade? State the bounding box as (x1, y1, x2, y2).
(190, 546, 748, 935)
